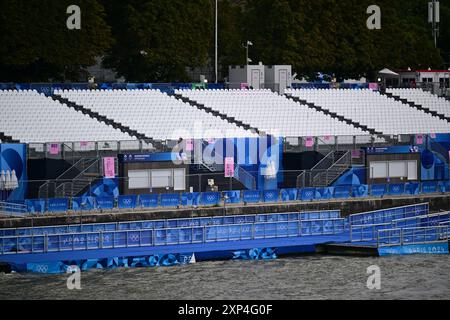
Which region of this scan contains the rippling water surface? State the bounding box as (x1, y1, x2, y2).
(0, 255, 449, 300)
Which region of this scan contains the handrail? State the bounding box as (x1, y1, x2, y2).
(0, 210, 342, 237)
(377, 226, 448, 248)
(0, 219, 346, 255)
(54, 158, 100, 197)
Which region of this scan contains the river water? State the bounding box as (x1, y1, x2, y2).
(0, 255, 449, 300)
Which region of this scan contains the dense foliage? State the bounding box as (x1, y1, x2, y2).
(0, 0, 449, 82)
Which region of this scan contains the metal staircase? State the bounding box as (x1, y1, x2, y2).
(297, 151, 352, 188)
(54, 158, 105, 198)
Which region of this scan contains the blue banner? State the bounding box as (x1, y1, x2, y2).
(47, 198, 69, 213)
(118, 195, 138, 209)
(181, 193, 201, 206)
(243, 190, 261, 203)
(388, 184, 405, 196)
(422, 181, 438, 194)
(334, 186, 351, 199)
(139, 194, 159, 208)
(280, 189, 298, 202)
(315, 187, 334, 200)
(371, 184, 387, 197)
(96, 197, 115, 210)
(160, 194, 180, 207)
(201, 192, 221, 206)
(72, 197, 96, 211)
(25, 199, 46, 214)
(405, 183, 420, 195)
(263, 190, 279, 203)
(352, 185, 369, 198)
(300, 188, 316, 201)
(223, 191, 241, 204)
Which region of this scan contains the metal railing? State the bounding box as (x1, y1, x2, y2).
(377, 226, 449, 247)
(0, 210, 342, 237)
(0, 201, 28, 216)
(0, 218, 346, 255)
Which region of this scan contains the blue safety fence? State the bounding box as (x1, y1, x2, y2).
(0, 218, 346, 255)
(0, 210, 341, 238)
(377, 226, 449, 247)
(393, 212, 450, 229)
(21, 181, 450, 215)
(349, 203, 429, 226)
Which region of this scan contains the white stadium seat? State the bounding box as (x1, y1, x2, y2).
(56, 89, 256, 140)
(287, 88, 450, 135)
(0, 90, 134, 143)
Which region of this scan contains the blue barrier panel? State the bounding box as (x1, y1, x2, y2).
(352, 185, 369, 198)
(315, 187, 334, 200)
(223, 191, 241, 204)
(388, 184, 405, 196)
(181, 193, 201, 206)
(243, 190, 261, 203)
(47, 198, 69, 213)
(263, 190, 279, 203)
(334, 186, 351, 199)
(97, 197, 115, 210)
(139, 194, 159, 208)
(370, 184, 387, 197)
(25, 199, 46, 214)
(300, 188, 316, 201)
(201, 192, 221, 206)
(72, 197, 96, 211)
(422, 181, 438, 194)
(160, 194, 180, 207)
(280, 189, 298, 202)
(118, 195, 138, 210)
(405, 183, 420, 195)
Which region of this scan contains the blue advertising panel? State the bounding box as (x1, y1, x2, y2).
(300, 188, 316, 201)
(160, 194, 180, 207)
(201, 192, 221, 206)
(370, 184, 387, 197)
(181, 193, 201, 206)
(280, 189, 298, 202)
(388, 184, 405, 196)
(422, 181, 438, 194)
(334, 186, 351, 199)
(243, 190, 261, 203)
(96, 197, 115, 210)
(263, 190, 279, 203)
(315, 187, 334, 200)
(223, 191, 241, 204)
(118, 195, 138, 209)
(0, 144, 27, 201)
(405, 183, 420, 195)
(72, 197, 96, 211)
(25, 199, 46, 214)
(139, 194, 159, 208)
(352, 185, 369, 198)
(47, 198, 69, 213)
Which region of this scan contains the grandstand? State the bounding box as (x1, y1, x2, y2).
(55, 89, 256, 140)
(386, 88, 450, 121)
(286, 88, 450, 135)
(0, 90, 134, 143)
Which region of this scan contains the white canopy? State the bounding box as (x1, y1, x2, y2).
(378, 68, 399, 77)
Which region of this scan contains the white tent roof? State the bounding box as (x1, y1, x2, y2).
(378, 68, 399, 77)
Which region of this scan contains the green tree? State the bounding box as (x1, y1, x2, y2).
(0, 0, 113, 82)
(102, 0, 213, 82)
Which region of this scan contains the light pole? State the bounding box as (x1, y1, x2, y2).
(215, 0, 218, 83)
(243, 41, 253, 65)
(428, 0, 440, 47)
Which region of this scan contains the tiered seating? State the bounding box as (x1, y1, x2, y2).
(287, 88, 450, 135)
(0, 90, 133, 143)
(387, 88, 450, 119)
(176, 89, 367, 138)
(56, 89, 256, 140)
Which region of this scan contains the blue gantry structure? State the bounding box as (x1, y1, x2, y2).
(0, 203, 449, 274)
